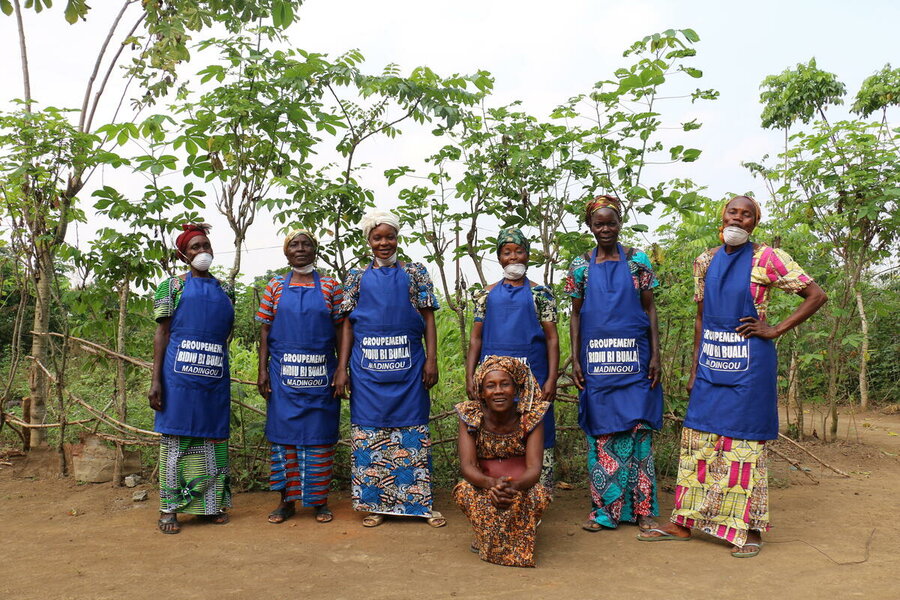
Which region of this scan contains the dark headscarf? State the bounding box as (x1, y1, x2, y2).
(495, 227, 530, 254)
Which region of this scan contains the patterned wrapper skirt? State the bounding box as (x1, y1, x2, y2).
(270, 443, 335, 507)
(671, 427, 769, 547)
(159, 435, 231, 515)
(453, 480, 551, 568)
(586, 424, 658, 527)
(350, 424, 433, 516)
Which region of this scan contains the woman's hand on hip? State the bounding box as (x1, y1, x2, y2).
(736, 316, 779, 339)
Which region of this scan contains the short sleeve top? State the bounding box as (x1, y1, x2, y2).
(692, 244, 813, 320)
(471, 283, 557, 323)
(339, 262, 439, 314)
(454, 399, 550, 460)
(255, 273, 344, 325)
(153, 276, 235, 322)
(565, 248, 658, 299)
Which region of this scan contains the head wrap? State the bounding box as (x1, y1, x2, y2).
(473, 355, 542, 414)
(495, 227, 530, 254)
(718, 195, 762, 242)
(175, 223, 211, 257)
(360, 209, 401, 239)
(585, 195, 622, 223)
(283, 228, 318, 254)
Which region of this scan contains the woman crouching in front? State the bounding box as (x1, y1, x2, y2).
(454, 355, 551, 567)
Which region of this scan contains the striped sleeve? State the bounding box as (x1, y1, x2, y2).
(756, 247, 813, 293)
(255, 276, 283, 324)
(319, 276, 345, 325)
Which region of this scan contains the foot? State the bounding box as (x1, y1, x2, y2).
(426, 511, 447, 528)
(636, 521, 691, 541)
(200, 512, 229, 525)
(637, 515, 658, 531)
(731, 531, 762, 557)
(315, 505, 333, 523)
(582, 520, 604, 532)
(158, 513, 180, 535)
(362, 513, 385, 527)
(268, 501, 296, 524)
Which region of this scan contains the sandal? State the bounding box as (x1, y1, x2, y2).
(732, 542, 762, 558)
(362, 513, 385, 528)
(637, 527, 691, 542)
(426, 510, 447, 528)
(158, 513, 180, 535)
(582, 520, 604, 533)
(268, 504, 296, 524)
(315, 506, 334, 523)
(637, 516, 658, 531)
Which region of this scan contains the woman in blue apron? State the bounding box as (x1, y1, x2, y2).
(568, 195, 663, 533)
(256, 230, 343, 524)
(465, 227, 559, 489)
(638, 195, 826, 558)
(333, 210, 446, 528)
(149, 224, 235, 535)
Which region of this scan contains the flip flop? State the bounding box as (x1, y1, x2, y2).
(362, 513, 385, 528)
(157, 513, 181, 535)
(732, 542, 762, 558)
(426, 511, 447, 528)
(315, 506, 334, 523)
(636, 528, 691, 542)
(268, 504, 296, 524)
(200, 512, 229, 525)
(582, 520, 604, 532)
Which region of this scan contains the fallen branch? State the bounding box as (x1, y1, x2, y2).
(4, 414, 94, 428)
(769, 445, 818, 484)
(777, 433, 850, 477)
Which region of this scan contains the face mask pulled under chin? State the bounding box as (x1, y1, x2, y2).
(503, 263, 527, 280)
(722, 226, 751, 246)
(191, 252, 214, 272)
(292, 264, 315, 275)
(375, 252, 398, 267)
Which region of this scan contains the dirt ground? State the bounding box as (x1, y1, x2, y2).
(2, 410, 899, 600)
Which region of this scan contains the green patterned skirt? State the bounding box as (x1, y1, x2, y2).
(158, 435, 231, 515)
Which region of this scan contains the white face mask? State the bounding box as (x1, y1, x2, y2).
(722, 226, 750, 246)
(292, 264, 315, 275)
(503, 263, 527, 280)
(191, 252, 213, 272)
(375, 252, 398, 267)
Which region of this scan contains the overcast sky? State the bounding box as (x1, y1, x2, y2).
(1, 0, 897, 283)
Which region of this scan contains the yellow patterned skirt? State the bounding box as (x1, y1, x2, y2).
(670, 427, 769, 547)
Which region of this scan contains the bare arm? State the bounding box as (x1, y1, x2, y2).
(465, 321, 483, 401)
(541, 321, 559, 402)
(257, 323, 271, 400)
(687, 301, 703, 394)
(736, 282, 828, 339)
(640, 289, 661, 388)
(509, 420, 545, 492)
(457, 419, 497, 489)
(148, 318, 171, 411)
(570, 297, 584, 390)
(333, 319, 354, 398)
(420, 308, 438, 388)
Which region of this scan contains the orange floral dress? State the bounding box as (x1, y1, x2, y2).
(452, 399, 552, 567)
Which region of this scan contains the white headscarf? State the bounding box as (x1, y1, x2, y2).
(360, 209, 401, 239)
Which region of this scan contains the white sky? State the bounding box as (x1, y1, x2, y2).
(1, 0, 897, 284)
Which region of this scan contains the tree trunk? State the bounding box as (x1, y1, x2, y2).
(112, 280, 129, 486)
(855, 288, 869, 411)
(27, 249, 52, 447)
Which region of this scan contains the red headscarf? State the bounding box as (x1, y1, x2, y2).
(175, 224, 211, 257)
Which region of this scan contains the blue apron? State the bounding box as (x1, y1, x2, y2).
(155, 273, 234, 439)
(480, 279, 555, 448)
(348, 264, 430, 428)
(578, 245, 663, 436)
(265, 271, 340, 445)
(684, 242, 778, 441)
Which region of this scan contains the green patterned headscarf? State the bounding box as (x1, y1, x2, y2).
(495, 227, 530, 255)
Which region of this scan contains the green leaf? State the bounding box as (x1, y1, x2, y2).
(0, 1, 13, 16)
(682, 28, 700, 43)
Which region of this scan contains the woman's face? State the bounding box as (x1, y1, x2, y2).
(368, 224, 398, 261)
(498, 243, 528, 268)
(285, 234, 316, 268)
(182, 234, 212, 264)
(480, 369, 517, 413)
(723, 196, 758, 234)
(589, 207, 621, 246)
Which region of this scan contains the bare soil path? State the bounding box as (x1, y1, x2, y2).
(2, 411, 899, 600)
